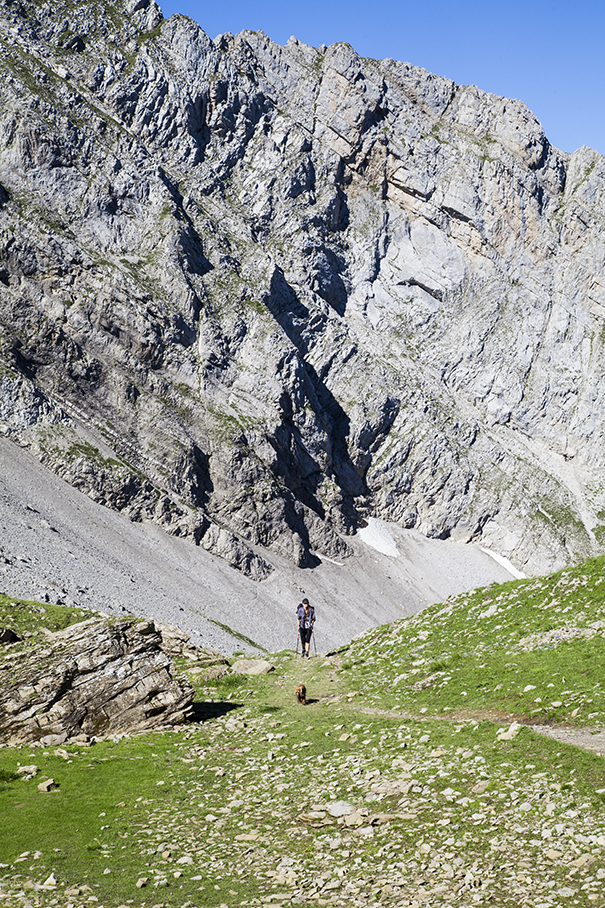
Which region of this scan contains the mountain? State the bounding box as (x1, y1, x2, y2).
(0, 435, 515, 654)
(1, 0, 605, 584)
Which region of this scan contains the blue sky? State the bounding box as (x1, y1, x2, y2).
(158, 0, 604, 157)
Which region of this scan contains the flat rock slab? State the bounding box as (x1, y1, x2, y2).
(231, 659, 275, 676)
(327, 800, 356, 817)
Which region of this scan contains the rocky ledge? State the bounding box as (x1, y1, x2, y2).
(0, 616, 196, 745)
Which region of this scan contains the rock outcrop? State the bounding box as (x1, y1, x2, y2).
(0, 616, 195, 744)
(1, 0, 605, 576)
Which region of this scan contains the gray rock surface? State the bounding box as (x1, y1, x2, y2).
(230, 658, 275, 676)
(0, 615, 194, 744)
(0, 434, 516, 653)
(0, 0, 604, 584)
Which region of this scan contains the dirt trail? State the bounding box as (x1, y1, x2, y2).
(529, 724, 605, 755)
(353, 705, 605, 756)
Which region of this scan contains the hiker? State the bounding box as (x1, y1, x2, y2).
(297, 597, 315, 657)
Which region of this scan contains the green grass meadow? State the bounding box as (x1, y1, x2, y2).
(344, 556, 605, 724)
(2, 557, 605, 905)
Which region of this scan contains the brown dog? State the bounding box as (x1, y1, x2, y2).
(295, 683, 306, 705)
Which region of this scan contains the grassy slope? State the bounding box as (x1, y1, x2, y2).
(1, 559, 605, 907)
(0, 595, 92, 640)
(344, 555, 605, 725)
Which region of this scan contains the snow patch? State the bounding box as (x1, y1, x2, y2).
(357, 518, 399, 558)
(480, 547, 525, 580)
(311, 551, 344, 567)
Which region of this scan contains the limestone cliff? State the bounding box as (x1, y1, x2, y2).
(1, 0, 604, 576)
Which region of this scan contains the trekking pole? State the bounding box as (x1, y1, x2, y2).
(295, 631, 300, 655)
(312, 629, 317, 655)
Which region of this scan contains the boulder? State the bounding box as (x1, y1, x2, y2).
(37, 778, 58, 792)
(0, 617, 194, 744)
(230, 658, 275, 676)
(497, 721, 522, 741)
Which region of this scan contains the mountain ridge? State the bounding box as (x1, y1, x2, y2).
(1, 0, 605, 583)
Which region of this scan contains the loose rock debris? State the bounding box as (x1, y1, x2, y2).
(2, 707, 605, 908)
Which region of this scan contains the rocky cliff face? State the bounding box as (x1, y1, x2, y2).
(1, 0, 605, 577)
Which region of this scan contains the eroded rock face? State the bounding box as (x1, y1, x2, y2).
(1, 0, 605, 576)
(0, 617, 195, 744)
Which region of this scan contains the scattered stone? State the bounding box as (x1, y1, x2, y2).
(37, 778, 58, 792)
(40, 733, 67, 746)
(472, 780, 489, 794)
(327, 801, 356, 818)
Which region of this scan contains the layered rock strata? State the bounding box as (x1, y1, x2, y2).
(0, 616, 195, 744)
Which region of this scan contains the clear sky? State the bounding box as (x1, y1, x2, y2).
(158, 0, 604, 157)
